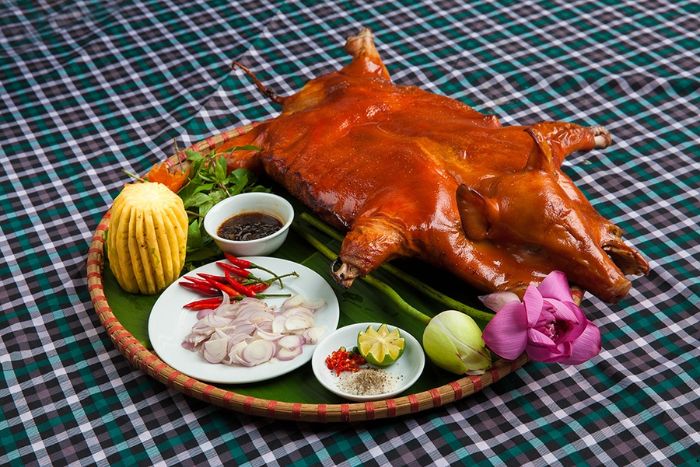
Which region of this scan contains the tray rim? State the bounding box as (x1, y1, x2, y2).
(86, 124, 528, 423)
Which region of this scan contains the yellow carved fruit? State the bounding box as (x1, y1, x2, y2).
(108, 182, 188, 294)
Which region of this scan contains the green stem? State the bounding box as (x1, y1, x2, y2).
(254, 293, 292, 298)
(123, 170, 147, 183)
(360, 274, 431, 325)
(218, 182, 231, 197)
(186, 210, 204, 218)
(254, 264, 286, 288)
(298, 212, 494, 322)
(293, 224, 431, 325)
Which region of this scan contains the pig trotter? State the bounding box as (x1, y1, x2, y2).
(331, 259, 360, 288)
(591, 126, 613, 148)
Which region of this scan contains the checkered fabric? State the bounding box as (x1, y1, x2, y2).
(1, 0, 698, 464)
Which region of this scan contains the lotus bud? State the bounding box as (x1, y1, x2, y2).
(481, 271, 602, 364)
(422, 310, 491, 375)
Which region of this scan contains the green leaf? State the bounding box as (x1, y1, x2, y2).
(183, 192, 211, 209)
(184, 243, 221, 267)
(191, 158, 204, 174)
(228, 170, 248, 192)
(231, 168, 247, 179)
(230, 144, 260, 152)
(198, 201, 214, 217)
(187, 219, 202, 250)
(177, 184, 195, 200)
(209, 190, 225, 204)
(214, 157, 227, 183)
(191, 183, 214, 196)
(186, 150, 203, 162)
(103, 266, 157, 348)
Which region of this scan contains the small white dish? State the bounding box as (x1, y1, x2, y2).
(203, 193, 294, 256)
(148, 256, 339, 384)
(311, 322, 425, 401)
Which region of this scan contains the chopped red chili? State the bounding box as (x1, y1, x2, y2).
(325, 347, 366, 376)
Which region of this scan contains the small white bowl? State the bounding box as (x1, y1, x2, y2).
(203, 193, 294, 256)
(311, 322, 425, 402)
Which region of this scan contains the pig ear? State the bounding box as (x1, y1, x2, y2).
(457, 185, 498, 241)
(343, 28, 391, 81)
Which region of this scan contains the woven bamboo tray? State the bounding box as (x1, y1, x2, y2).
(86, 125, 528, 422)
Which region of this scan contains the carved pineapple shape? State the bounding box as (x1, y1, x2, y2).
(108, 182, 188, 294)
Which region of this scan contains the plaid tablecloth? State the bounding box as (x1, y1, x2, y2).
(1, 0, 698, 464)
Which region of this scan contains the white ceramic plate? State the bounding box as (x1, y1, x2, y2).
(148, 257, 339, 384)
(311, 322, 425, 401)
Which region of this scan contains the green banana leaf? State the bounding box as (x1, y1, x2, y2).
(103, 210, 490, 404)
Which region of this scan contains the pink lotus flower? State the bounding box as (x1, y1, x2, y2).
(480, 271, 601, 364)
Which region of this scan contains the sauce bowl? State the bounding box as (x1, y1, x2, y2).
(203, 192, 294, 256)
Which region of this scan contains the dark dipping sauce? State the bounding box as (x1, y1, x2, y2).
(217, 212, 283, 241)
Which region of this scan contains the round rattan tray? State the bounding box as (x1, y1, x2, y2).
(86, 125, 528, 422)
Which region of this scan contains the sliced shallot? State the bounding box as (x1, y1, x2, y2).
(276, 346, 303, 361)
(278, 334, 303, 350)
(272, 315, 287, 334)
(281, 295, 305, 310)
(302, 327, 325, 344)
(182, 294, 324, 367)
(242, 340, 276, 366)
(203, 338, 228, 363)
(285, 315, 313, 332)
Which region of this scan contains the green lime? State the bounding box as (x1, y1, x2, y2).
(357, 324, 405, 367)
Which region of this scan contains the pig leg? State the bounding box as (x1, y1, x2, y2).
(527, 122, 613, 169)
(334, 215, 407, 287)
(335, 214, 549, 296)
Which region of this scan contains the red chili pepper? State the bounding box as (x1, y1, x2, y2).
(216, 261, 254, 279)
(178, 281, 219, 296)
(184, 297, 223, 310)
(183, 274, 224, 290)
(188, 297, 222, 304)
(247, 282, 270, 294)
(224, 253, 280, 282)
(225, 271, 257, 297)
(224, 253, 253, 269)
(196, 272, 227, 282)
(218, 262, 296, 290)
(186, 303, 218, 310)
(198, 275, 242, 298)
(180, 275, 210, 286)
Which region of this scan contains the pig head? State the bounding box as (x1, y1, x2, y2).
(457, 142, 649, 302)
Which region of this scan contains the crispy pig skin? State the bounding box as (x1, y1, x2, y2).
(215, 29, 648, 302)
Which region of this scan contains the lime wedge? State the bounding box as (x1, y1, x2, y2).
(357, 324, 405, 367)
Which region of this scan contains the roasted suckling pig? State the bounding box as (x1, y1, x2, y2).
(169, 29, 649, 302)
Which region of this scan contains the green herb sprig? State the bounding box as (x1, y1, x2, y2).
(177, 146, 267, 265)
